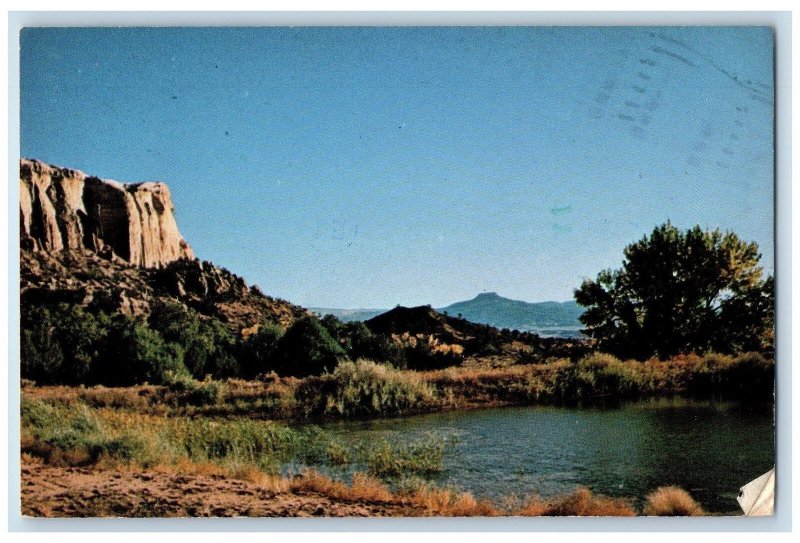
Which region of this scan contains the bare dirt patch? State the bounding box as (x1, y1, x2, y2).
(20, 462, 422, 517)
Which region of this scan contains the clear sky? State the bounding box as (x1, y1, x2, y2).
(20, 26, 774, 308)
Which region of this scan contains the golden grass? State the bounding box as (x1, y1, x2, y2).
(515, 488, 636, 517)
(291, 470, 394, 503)
(226, 463, 291, 493)
(402, 485, 497, 516)
(643, 486, 706, 516)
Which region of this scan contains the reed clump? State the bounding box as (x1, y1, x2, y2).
(642, 486, 706, 516)
(296, 359, 438, 418)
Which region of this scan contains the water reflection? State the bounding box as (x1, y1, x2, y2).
(320, 398, 774, 513)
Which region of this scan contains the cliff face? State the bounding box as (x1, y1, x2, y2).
(19, 158, 309, 331)
(19, 158, 193, 268)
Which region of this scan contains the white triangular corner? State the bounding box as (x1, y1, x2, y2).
(737, 467, 775, 516)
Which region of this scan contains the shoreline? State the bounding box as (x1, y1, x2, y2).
(20, 459, 709, 518)
(22, 352, 775, 424)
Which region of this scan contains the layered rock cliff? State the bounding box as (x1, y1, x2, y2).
(19, 158, 309, 331)
(20, 158, 193, 268)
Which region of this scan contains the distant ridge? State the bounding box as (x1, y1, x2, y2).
(440, 292, 584, 334)
(310, 307, 385, 322)
(313, 293, 585, 338)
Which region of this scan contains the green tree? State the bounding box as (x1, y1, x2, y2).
(101, 315, 186, 385)
(574, 222, 774, 359)
(20, 303, 110, 384)
(148, 301, 239, 378)
(274, 316, 347, 377)
(20, 305, 64, 384)
(239, 321, 284, 378)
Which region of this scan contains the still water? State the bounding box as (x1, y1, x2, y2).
(321, 398, 774, 514)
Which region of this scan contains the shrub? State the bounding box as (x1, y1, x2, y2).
(165, 372, 222, 406)
(296, 359, 437, 418)
(274, 316, 346, 377)
(20, 303, 110, 385)
(343, 322, 405, 367)
(362, 436, 445, 477)
(402, 339, 464, 371)
(575, 353, 644, 398)
(725, 352, 774, 398)
(517, 487, 636, 516)
(100, 315, 187, 385)
(686, 352, 735, 396)
(239, 321, 284, 378)
(643, 486, 705, 516)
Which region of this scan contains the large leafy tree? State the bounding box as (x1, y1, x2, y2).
(574, 222, 774, 359)
(274, 315, 347, 377)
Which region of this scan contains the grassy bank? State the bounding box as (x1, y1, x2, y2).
(25, 352, 774, 421)
(20, 396, 445, 478)
(20, 395, 706, 517)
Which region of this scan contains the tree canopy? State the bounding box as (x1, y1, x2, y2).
(574, 222, 774, 359)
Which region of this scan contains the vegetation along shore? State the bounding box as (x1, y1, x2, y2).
(19, 159, 774, 517)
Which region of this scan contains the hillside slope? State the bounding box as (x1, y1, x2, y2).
(440, 292, 584, 333)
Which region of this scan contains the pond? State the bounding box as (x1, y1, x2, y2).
(319, 398, 774, 514)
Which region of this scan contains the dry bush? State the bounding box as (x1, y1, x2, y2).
(643, 486, 705, 516)
(20, 451, 43, 465)
(406, 486, 497, 516)
(79, 385, 156, 410)
(395, 478, 497, 516)
(226, 463, 290, 493)
(515, 488, 635, 517)
(290, 470, 393, 503)
(349, 472, 395, 502)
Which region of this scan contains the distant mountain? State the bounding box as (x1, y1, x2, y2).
(439, 292, 584, 337)
(310, 308, 386, 322)
(313, 293, 585, 338)
(363, 305, 589, 364)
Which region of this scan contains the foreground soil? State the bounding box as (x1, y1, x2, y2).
(21, 463, 422, 518)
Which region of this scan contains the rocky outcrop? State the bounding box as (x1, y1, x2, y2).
(20, 249, 309, 331)
(19, 158, 193, 268)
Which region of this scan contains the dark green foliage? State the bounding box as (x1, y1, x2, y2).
(101, 315, 186, 385)
(716, 276, 775, 354)
(274, 316, 347, 377)
(21, 306, 64, 384)
(575, 222, 774, 359)
(318, 315, 406, 368)
(20, 303, 109, 385)
(239, 321, 284, 378)
(148, 301, 239, 379)
(402, 342, 463, 371)
(344, 322, 405, 367)
(686, 352, 774, 398)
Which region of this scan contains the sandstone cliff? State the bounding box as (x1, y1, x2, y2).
(19, 158, 309, 332)
(20, 158, 193, 268)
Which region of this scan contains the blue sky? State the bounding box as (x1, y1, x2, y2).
(20, 26, 774, 308)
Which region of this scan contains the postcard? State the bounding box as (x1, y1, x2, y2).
(18, 24, 775, 518)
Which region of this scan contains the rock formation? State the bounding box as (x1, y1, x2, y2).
(19, 158, 309, 332)
(19, 158, 193, 268)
